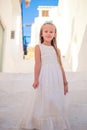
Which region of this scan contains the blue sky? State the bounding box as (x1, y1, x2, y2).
(22, 0, 59, 44)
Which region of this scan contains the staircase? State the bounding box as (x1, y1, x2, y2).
(0, 72, 87, 130)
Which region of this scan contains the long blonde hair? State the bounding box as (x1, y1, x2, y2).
(39, 22, 62, 67)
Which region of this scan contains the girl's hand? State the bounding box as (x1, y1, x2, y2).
(32, 80, 39, 89)
(64, 85, 68, 95)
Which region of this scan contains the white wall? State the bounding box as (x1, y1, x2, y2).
(0, 0, 23, 72)
(61, 0, 87, 71)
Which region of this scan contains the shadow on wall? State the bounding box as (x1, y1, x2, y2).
(77, 25, 87, 71)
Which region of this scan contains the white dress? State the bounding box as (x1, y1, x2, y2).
(20, 44, 70, 130)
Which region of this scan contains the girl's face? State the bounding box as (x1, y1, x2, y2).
(41, 24, 56, 43)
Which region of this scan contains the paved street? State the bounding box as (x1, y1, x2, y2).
(0, 72, 87, 130)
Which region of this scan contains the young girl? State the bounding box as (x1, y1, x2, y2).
(21, 22, 70, 130)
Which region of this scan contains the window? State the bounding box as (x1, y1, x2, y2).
(11, 31, 15, 39)
(42, 10, 49, 17)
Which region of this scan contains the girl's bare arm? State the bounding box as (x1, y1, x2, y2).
(33, 45, 41, 88)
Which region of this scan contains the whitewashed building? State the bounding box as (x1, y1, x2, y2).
(0, 0, 23, 72)
(60, 0, 87, 71)
(30, 5, 67, 53)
